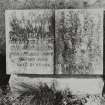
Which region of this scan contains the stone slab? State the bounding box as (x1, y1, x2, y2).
(9, 75, 104, 97)
(55, 9, 103, 75)
(5, 10, 54, 74)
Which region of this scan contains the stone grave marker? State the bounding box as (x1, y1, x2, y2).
(5, 10, 54, 74)
(55, 9, 103, 75)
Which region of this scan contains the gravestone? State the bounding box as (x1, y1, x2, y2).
(5, 9, 104, 97)
(5, 10, 54, 74)
(55, 9, 103, 75)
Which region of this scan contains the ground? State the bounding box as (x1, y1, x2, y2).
(0, 84, 105, 105)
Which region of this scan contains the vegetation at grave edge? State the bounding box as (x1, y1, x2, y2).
(0, 84, 104, 105)
(55, 10, 102, 74)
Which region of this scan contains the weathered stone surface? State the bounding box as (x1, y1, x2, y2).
(55, 78, 104, 95)
(0, 0, 104, 100)
(9, 75, 54, 97)
(6, 10, 54, 74)
(1, 0, 105, 55)
(9, 75, 104, 97)
(55, 9, 103, 75)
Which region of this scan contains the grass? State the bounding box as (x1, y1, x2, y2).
(0, 84, 105, 105)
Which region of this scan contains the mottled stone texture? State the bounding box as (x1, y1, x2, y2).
(0, 0, 105, 54)
(6, 10, 54, 74)
(55, 9, 103, 74)
(9, 75, 104, 97)
(0, 0, 105, 98)
(6, 9, 103, 75)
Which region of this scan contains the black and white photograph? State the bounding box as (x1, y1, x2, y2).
(0, 0, 105, 105)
